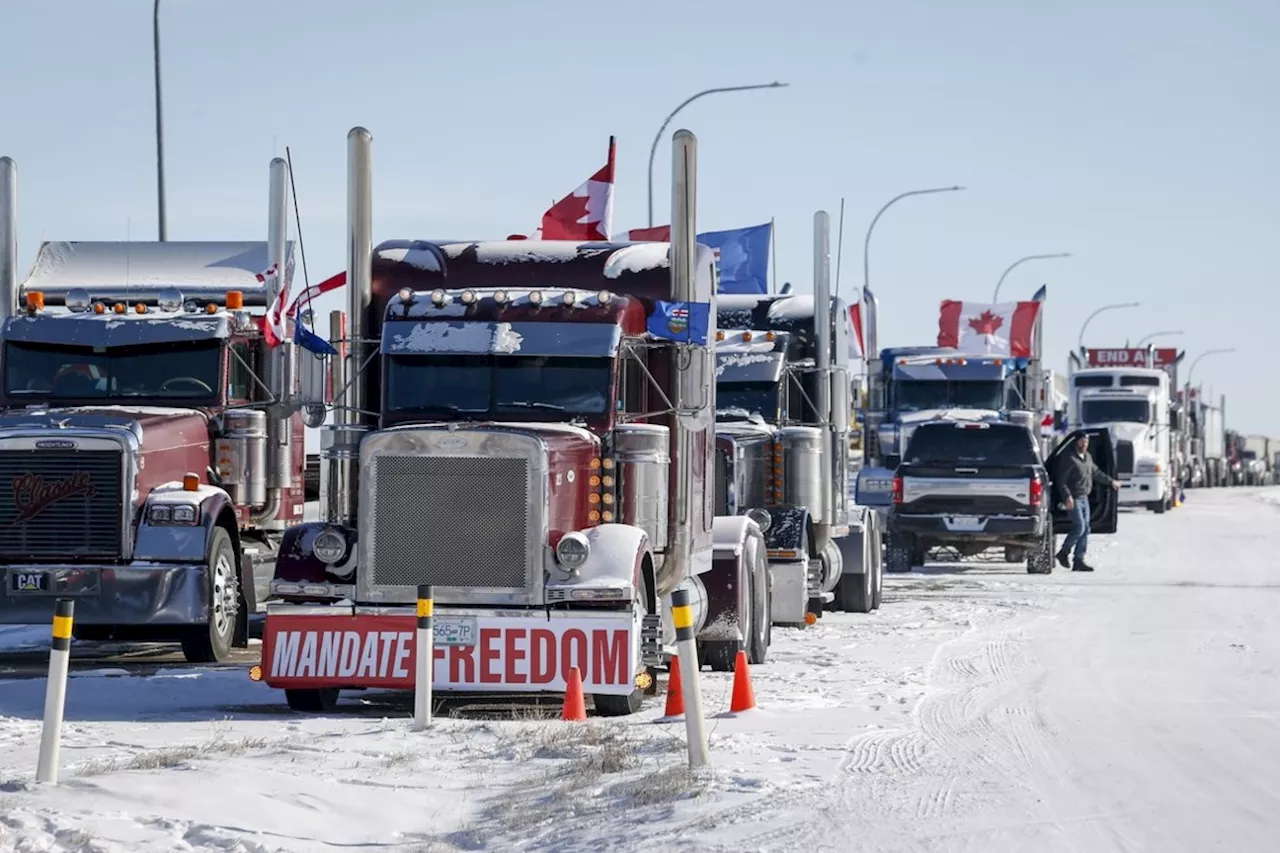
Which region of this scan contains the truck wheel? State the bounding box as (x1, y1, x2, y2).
(871, 538, 884, 609)
(836, 568, 874, 613)
(885, 534, 913, 574)
(746, 528, 770, 665)
(1027, 525, 1054, 574)
(182, 527, 239, 664)
(285, 688, 340, 713)
(1152, 500, 1166, 514)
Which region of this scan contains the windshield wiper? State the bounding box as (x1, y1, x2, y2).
(505, 401, 567, 412)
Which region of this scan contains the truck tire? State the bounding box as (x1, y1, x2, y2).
(745, 528, 771, 665)
(182, 527, 240, 664)
(885, 534, 913, 574)
(285, 688, 340, 713)
(1152, 499, 1166, 514)
(836, 567, 874, 613)
(1026, 525, 1054, 574)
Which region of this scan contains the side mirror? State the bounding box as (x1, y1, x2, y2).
(297, 347, 330, 429)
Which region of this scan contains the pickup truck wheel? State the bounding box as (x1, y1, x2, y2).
(1026, 526, 1054, 574)
(286, 688, 340, 713)
(885, 535, 913, 574)
(181, 527, 239, 664)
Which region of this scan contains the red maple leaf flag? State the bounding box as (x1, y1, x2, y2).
(937, 300, 1041, 356)
(539, 137, 616, 241)
(849, 302, 865, 359)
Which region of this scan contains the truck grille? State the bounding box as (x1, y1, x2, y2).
(367, 455, 533, 590)
(1116, 441, 1134, 474)
(0, 450, 124, 560)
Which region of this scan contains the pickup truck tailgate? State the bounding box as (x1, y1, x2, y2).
(900, 468, 1034, 515)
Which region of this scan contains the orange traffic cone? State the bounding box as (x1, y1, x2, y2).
(663, 656, 684, 718)
(561, 666, 587, 721)
(729, 649, 756, 712)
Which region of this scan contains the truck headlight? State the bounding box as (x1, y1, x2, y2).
(313, 528, 347, 564)
(745, 507, 772, 533)
(148, 504, 199, 525)
(555, 532, 590, 571)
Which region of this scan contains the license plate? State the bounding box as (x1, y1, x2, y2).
(945, 516, 986, 532)
(9, 571, 49, 593)
(433, 616, 477, 647)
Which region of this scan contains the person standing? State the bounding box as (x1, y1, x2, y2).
(1054, 433, 1122, 571)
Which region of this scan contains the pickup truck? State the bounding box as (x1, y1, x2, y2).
(886, 422, 1119, 575)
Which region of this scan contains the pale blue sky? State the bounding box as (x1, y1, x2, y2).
(3, 0, 1276, 431)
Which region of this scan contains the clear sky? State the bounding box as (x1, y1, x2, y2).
(3, 0, 1276, 433)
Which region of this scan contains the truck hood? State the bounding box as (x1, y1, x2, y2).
(0, 405, 209, 451)
(1095, 421, 1154, 446)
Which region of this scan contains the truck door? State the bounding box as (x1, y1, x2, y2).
(1047, 428, 1120, 535)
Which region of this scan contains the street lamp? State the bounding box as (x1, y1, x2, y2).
(153, 0, 167, 241)
(861, 186, 966, 301)
(992, 253, 1071, 302)
(1077, 302, 1140, 353)
(1137, 329, 1184, 346)
(1186, 348, 1235, 389)
(646, 82, 788, 227)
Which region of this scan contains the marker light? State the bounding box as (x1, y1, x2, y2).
(596, 289, 613, 304)
(765, 331, 777, 341)
(226, 291, 244, 310)
(742, 331, 753, 342)
(562, 290, 578, 306)
(528, 290, 544, 306)
(205, 303, 218, 314)
(182, 473, 200, 491)
(398, 287, 414, 303)
(430, 289, 449, 306)
(92, 302, 105, 314)
(493, 290, 510, 305)
(113, 303, 126, 314)
(25, 292, 44, 312)
(460, 289, 477, 305)
(135, 303, 147, 314)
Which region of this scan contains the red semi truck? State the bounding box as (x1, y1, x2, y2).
(256, 126, 773, 714)
(0, 155, 307, 661)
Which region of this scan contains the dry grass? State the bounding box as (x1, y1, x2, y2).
(75, 732, 274, 777)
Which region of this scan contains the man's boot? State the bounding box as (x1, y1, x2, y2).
(1073, 559, 1094, 572)
(1056, 549, 1071, 569)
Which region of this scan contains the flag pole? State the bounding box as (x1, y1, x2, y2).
(835, 198, 846, 300)
(770, 217, 777, 294)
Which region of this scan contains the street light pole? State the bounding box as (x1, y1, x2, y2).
(646, 82, 788, 227)
(862, 186, 965, 302)
(1077, 302, 1140, 354)
(153, 0, 167, 241)
(1137, 329, 1184, 346)
(1186, 348, 1235, 389)
(991, 253, 1071, 302)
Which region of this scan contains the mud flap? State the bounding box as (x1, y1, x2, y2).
(233, 554, 255, 648)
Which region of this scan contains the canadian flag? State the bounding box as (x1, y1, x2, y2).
(256, 263, 288, 348)
(937, 300, 1041, 357)
(287, 270, 347, 319)
(538, 137, 616, 241)
(849, 303, 865, 359)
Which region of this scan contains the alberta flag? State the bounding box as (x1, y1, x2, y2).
(622, 222, 773, 294)
(646, 300, 711, 346)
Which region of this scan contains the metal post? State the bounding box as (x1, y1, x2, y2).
(991, 253, 1071, 302)
(1077, 302, 1141, 354)
(671, 588, 709, 769)
(153, 0, 167, 241)
(645, 82, 788, 227)
(414, 584, 434, 731)
(36, 599, 74, 784)
(0, 156, 16, 323)
(862, 186, 965, 305)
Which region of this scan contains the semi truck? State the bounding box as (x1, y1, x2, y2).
(854, 291, 1048, 568)
(713, 213, 883, 619)
(1181, 388, 1226, 488)
(1071, 347, 1184, 513)
(0, 156, 307, 662)
(256, 126, 773, 715)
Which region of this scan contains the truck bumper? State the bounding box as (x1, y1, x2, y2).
(1118, 474, 1166, 504)
(0, 564, 208, 626)
(889, 513, 1042, 541)
(258, 603, 644, 697)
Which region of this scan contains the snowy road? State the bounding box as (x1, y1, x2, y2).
(2, 488, 1279, 852)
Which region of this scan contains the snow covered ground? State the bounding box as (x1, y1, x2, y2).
(3, 488, 1280, 852)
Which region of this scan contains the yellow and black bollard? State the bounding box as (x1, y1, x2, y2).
(671, 588, 709, 768)
(36, 599, 74, 784)
(413, 584, 434, 731)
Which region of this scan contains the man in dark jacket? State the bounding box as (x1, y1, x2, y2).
(1054, 433, 1122, 571)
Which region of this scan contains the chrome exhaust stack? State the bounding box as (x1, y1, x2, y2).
(263, 157, 293, 512)
(321, 127, 373, 527)
(0, 157, 15, 324)
(812, 210, 833, 526)
(666, 128, 699, 584)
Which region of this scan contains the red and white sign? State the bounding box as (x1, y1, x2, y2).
(261, 613, 639, 695)
(937, 300, 1041, 357)
(1085, 348, 1179, 372)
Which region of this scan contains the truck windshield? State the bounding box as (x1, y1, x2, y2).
(4, 340, 222, 400)
(1081, 399, 1150, 424)
(904, 424, 1038, 465)
(717, 381, 780, 421)
(385, 354, 612, 416)
(893, 379, 1004, 412)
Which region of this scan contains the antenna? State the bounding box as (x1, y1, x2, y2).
(285, 146, 314, 328)
(834, 197, 846, 300)
(125, 217, 132, 295)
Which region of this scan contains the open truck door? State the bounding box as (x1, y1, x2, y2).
(1047, 428, 1120, 535)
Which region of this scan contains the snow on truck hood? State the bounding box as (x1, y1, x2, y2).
(896, 408, 1003, 425)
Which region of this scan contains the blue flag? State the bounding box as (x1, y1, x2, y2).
(647, 300, 711, 346)
(698, 222, 772, 295)
(294, 323, 338, 356)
